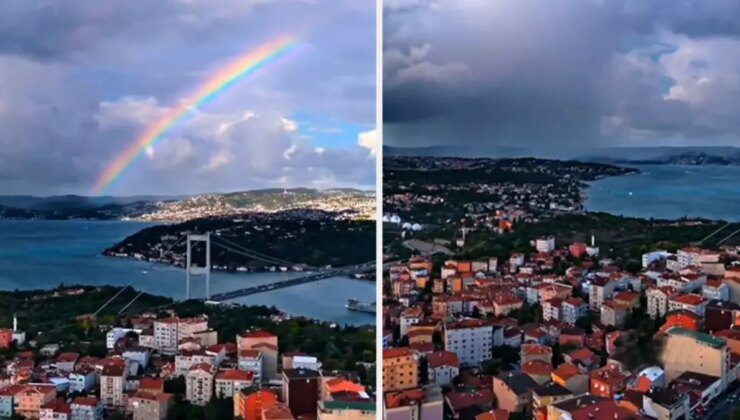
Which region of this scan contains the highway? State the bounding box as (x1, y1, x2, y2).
(208, 262, 375, 301)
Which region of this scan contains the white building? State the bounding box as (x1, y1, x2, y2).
(535, 236, 555, 253)
(427, 352, 460, 387)
(292, 355, 323, 371)
(703, 281, 730, 302)
(186, 364, 215, 406)
(106, 328, 135, 350)
(237, 350, 263, 383)
(70, 396, 103, 420)
(562, 298, 587, 325)
(647, 287, 678, 319)
(100, 364, 125, 408)
(214, 370, 254, 398)
(175, 350, 216, 377)
(122, 347, 150, 370)
(69, 367, 97, 393)
(642, 251, 673, 268)
(444, 319, 499, 367)
(153, 318, 179, 354)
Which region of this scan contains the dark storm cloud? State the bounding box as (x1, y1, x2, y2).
(384, 0, 740, 154)
(0, 0, 375, 195)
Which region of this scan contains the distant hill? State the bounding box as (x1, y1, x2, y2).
(0, 194, 173, 211)
(577, 146, 740, 165)
(383, 145, 533, 158)
(0, 188, 375, 222)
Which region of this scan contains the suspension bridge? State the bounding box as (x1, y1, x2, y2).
(92, 232, 375, 317)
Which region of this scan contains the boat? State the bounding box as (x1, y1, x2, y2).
(345, 299, 376, 314)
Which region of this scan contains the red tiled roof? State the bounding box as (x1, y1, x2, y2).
(216, 369, 254, 381)
(240, 330, 276, 338)
(383, 347, 416, 359)
(552, 363, 581, 381)
(522, 360, 552, 376)
(672, 294, 705, 305)
(427, 351, 460, 368)
(71, 396, 99, 407)
(239, 349, 261, 359)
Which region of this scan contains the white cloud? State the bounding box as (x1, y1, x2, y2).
(281, 117, 299, 133)
(357, 129, 378, 156)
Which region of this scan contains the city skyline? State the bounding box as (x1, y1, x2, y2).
(0, 0, 376, 196)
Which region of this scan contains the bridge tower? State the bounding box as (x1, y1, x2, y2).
(186, 233, 211, 300)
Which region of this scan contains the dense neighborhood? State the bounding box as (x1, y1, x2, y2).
(383, 237, 740, 420)
(0, 288, 375, 419)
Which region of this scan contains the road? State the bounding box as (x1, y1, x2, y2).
(208, 262, 375, 301)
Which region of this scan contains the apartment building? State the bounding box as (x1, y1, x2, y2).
(383, 347, 419, 392)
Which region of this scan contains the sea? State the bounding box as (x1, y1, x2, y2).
(584, 164, 740, 221)
(0, 219, 375, 326)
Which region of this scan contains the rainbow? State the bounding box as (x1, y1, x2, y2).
(90, 36, 298, 195)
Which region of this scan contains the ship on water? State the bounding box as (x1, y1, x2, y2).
(346, 299, 375, 313)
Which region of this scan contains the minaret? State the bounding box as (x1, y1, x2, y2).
(13, 315, 17, 332)
(591, 234, 595, 247)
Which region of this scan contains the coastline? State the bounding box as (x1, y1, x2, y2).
(582, 163, 740, 223)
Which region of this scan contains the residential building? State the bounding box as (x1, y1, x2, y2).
(238, 349, 263, 383)
(153, 318, 179, 354)
(234, 388, 279, 420)
(68, 367, 97, 393)
(589, 364, 629, 399)
(70, 396, 103, 420)
(561, 298, 587, 325)
(215, 369, 254, 398)
(600, 301, 628, 328)
(318, 400, 375, 420)
(660, 327, 730, 389)
(589, 277, 617, 311)
(384, 386, 444, 420)
(492, 372, 537, 414)
(40, 399, 70, 420)
(100, 364, 125, 408)
(647, 286, 678, 319)
(426, 351, 459, 387)
(668, 293, 708, 316)
(130, 392, 172, 420)
(383, 347, 419, 392)
(532, 382, 572, 411)
(16, 385, 56, 419)
(443, 319, 497, 367)
(0, 385, 27, 418)
(282, 369, 320, 418)
(185, 363, 215, 406)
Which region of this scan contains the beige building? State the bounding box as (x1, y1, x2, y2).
(492, 372, 537, 414)
(660, 327, 730, 389)
(317, 401, 375, 420)
(382, 347, 419, 392)
(589, 277, 617, 311)
(16, 385, 56, 419)
(100, 364, 125, 409)
(186, 363, 215, 406)
(600, 301, 628, 327)
(130, 392, 172, 420)
(647, 286, 678, 319)
(215, 369, 254, 398)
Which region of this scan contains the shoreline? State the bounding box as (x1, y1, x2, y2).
(0, 283, 376, 328)
(581, 163, 740, 223)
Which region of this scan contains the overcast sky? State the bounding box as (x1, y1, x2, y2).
(384, 0, 740, 155)
(0, 0, 376, 196)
